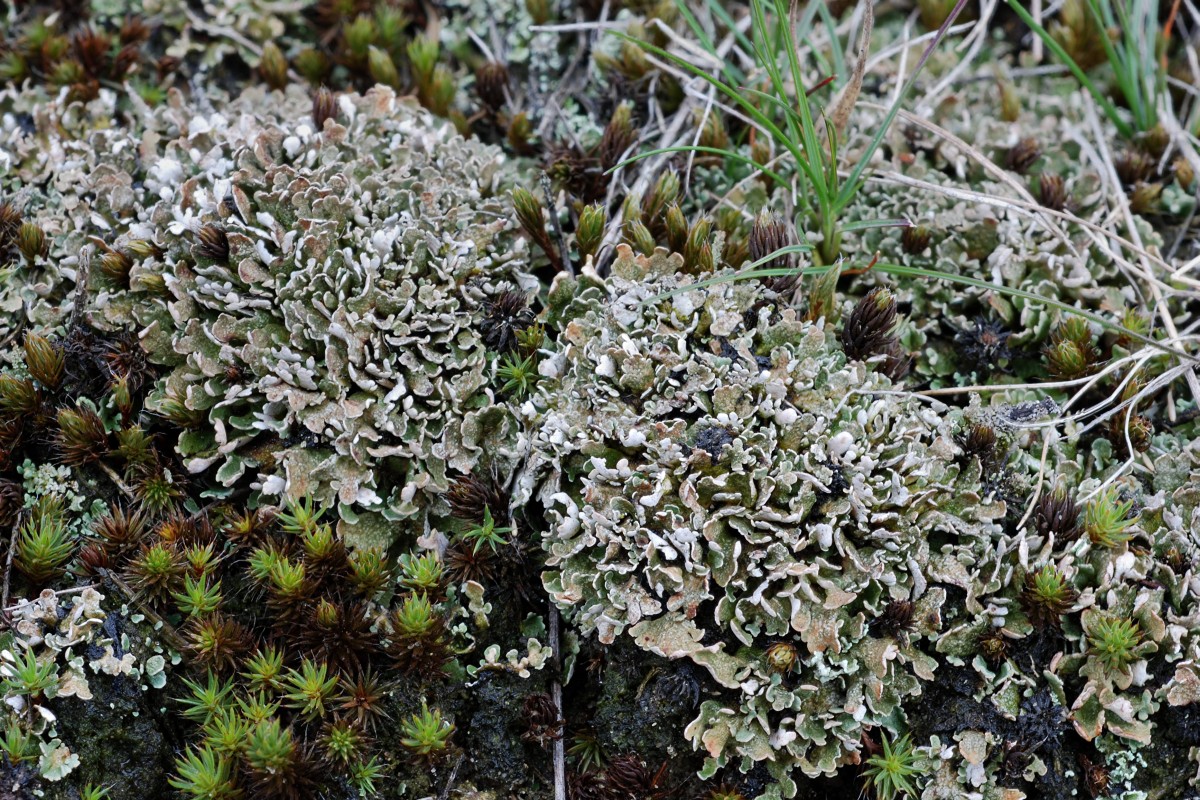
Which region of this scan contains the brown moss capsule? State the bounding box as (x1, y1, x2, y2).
(312, 87, 337, 130)
(474, 61, 509, 112)
(23, 333, 64, 389)
(259, 42, 289, 90)
(841, 289, 910, 381)
(764, 641, 798, 673)
(1115, 148, 1154, 186)
(1033, 489, 1082, 542)
(1038, 174, 1068, 212)
(16, 222, 47, 261)
(749, 211, 798, 294)
(195, 224, 230, 263)
(1005, 136, 1041, 174)
(871, 599, 916, 639)
(900, 224, 932, 255)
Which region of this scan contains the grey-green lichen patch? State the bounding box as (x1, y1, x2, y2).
(78, 84, 534, 535)
(522, 244, 1008, 786)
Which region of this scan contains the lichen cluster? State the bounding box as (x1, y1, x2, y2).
(0, 0, 1199, 798)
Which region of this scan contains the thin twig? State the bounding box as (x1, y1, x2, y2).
(437, 754, 465, 800)
(0, 525, 18, 629)
(99, 569, 188, 653)
(549, 605, 566, 800)
(541, 174, 572, 278)
(3, 584, 98, 613)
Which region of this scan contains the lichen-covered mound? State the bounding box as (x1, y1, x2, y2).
(523, 245, 1009, 789)
(92, 85, 532, 531)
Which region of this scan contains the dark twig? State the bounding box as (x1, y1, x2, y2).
(99, 568, 188, 652)
(549, 604, 566, 800)
(437, 753, 465, 800)
(541, 173, 573, 277)
(0, 521, 18, 630)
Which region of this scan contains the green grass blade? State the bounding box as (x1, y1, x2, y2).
(610, 31, 802, 163)
(1003, 0, 1134, 138)
(835, 0, 974, 212)
(608, 145, 792, 187)
(840, 217, 910, 232)
(673, 0, 745, 86)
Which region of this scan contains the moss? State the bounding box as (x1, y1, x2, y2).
(44, 669, 172, 800)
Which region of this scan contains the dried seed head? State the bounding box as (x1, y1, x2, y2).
(1033, 488, 1082, 542)
(195, 224, 230, 263)
(474, 61, 509, 112)
(312, 87, 337, 130)
(1038, 174, 1068, 212)
(1005, 136, 1041, 174)
(259, 42, 289, 90)
(900, 224, 932, 255)
(16, 222, 47, 262)
(479, 290, 535, 355)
